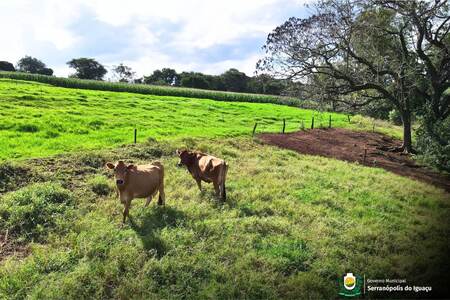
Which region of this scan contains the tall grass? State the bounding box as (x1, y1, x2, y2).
(0, 71, 315, 108)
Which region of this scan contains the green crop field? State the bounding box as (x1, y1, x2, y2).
(0, 78, 399, 161)
(1, 78, 447, 299)
(0, 72, 309, 107)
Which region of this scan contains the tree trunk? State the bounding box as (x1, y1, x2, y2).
(400, 111, 413, 154)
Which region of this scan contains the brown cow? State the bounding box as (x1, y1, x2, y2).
(106, 160, 165, 223)
(176, 150, 228, 201)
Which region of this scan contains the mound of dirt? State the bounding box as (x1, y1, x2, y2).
(260, 128, 450, 192)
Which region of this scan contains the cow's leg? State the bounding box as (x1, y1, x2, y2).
(196, 178, 202, 191)
(122, 199, 131, 223)
(158, 183, 165, 205)
(221, 164, 227, 201)
(145, 195, 153, 207)
(213, 180, 220, 197)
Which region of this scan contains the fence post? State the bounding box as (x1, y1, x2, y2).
(372, 122, 375, 132)
(329, 115, 332, 128)
(134, 128, 137, 144)
(252, 122, 258, 136)
(282, 118, 286, 134)
(347, 115, 351, 123)
(363, 148, 367, 163)
(311, 116, 314, 129)
(301, 120, 304, 130)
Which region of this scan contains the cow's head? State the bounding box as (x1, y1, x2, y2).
(176, 149, 194, 167)
(105, 161, 134, 186)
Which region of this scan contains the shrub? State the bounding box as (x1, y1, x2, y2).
(0, 183, 73, 241)
(388, 109, 403, 125)
(415, 116, 450, 172)
(88, 175, 113, 196)
(78, 152, 107, 168)
(16, 123, 39, 133)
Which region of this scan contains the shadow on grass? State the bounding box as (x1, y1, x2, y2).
(129, 205, 185, 258)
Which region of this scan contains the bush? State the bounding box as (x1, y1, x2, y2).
(78, 152, 107, 168)
(388, 109, 403, 125)
(0, 183, 73, 241)
(88, 175, 113, 196)
(415, 116, 450, 172)
(16, 124, 39, 133)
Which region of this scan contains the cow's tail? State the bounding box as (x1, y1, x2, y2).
(221, 162, 228, 201)
(153, 161, 165, 205)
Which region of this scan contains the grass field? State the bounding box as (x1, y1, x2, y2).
(0, 138, 449, 299)
(1, 78, 446, 299)
(0, 78, 400, 161)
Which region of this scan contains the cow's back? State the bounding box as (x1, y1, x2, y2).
(197, 155, 225, 181)
(126, 163, 163, 198)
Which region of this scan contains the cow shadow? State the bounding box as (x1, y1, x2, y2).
(198, 186, 238, 209)
(129, 205, 185, 258)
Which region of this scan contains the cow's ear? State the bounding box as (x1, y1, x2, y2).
(127, 164, 135, 170)
(176, 149, 181, 155)
(106, 162, 115, 169)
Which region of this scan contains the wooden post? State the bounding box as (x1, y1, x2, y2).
(252, 122, 258, 136)
(301, 120, 304, 130)
(363, 148, 367, 163)
(372, 122, 375, 132)
(329, 115, 332, 128)
(282, 118, 286, 134)
(134, 128, 137, 144)
(347, 115, 351, 123)
(311, 116, 314, 129)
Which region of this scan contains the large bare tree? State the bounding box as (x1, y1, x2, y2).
(258, 0, 449, 153)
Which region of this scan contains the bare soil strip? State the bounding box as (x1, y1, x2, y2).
(260, 128, 450, 192)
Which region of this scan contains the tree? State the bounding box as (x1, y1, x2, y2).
(0, 61, 15, 72)
(16, 56, 53, 75)
(258, 0, 449, 154)
(220, 68, 249, 92)
(112, 63, 135, 82)
(67, 58, 107, 80)
(179, 72, 210, 89)
(248, 74, 286, 95)
(39, 67, 53, 76)
(144, 68, 180, 85)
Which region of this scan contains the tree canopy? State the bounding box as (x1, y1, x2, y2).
(0, 61, 15, 72)
(67, 58, 107, 80)
(112, 63, 135, 83)
(16, 56, 53, 76)
(259, 0, 450, 154)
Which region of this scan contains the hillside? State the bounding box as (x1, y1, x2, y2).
(1, 138, 449, 299)
(0, 72, 307, 107)
(0, 78, 399, 161)
(1, 79, 448, 299)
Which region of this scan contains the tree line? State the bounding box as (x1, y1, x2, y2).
(0, 57, 289, 96)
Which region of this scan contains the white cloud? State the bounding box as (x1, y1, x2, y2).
(0, 0, 311, 76)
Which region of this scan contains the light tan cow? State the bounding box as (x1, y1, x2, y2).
(176, 150, 228, 201)
(106, 160, 165, 223)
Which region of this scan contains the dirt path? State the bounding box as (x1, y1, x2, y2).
(260, 128, 450, 192)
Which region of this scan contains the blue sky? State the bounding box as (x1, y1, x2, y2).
(0, 0, 311, 78)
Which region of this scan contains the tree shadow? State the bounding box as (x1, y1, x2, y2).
(129, 205, 185, 258)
